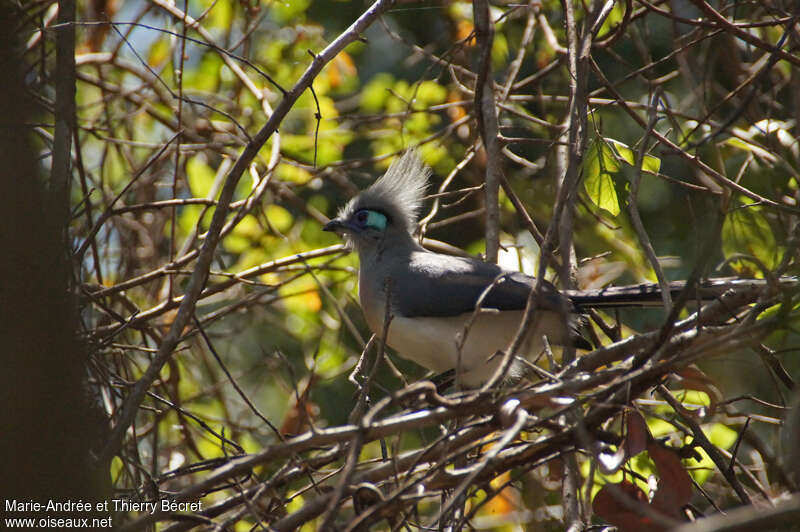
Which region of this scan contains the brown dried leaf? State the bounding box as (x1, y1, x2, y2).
(280, 377, 318, 436)
(624, 410, 650, 457)
(648, 441, 693, 518)
(593, 481, 662, 532)
(598, 410, 650, 474)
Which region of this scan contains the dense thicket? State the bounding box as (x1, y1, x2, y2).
(10, 1, 800, 530)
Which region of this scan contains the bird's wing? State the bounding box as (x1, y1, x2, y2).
(390, 251, 569, 318)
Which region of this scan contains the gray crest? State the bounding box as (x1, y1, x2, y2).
(339, 150, 430, 233)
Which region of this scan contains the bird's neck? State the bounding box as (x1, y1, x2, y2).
(355, 233, 421, 266)
(356, 237, 419, 335)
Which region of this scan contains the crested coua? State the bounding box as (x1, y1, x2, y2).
(324, 151, 799, 387)
(323, 151, 589, 387)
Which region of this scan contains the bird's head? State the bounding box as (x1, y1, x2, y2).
(324, 150, 429, 257)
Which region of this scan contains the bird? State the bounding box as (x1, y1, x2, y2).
(323, 150, 792, 387)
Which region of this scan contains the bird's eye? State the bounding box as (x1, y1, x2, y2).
(353, 209, 388, 230)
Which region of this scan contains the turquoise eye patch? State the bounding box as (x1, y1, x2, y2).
(365, 210, 387, 230)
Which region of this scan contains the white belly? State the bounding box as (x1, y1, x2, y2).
(379, 309, 567, 387)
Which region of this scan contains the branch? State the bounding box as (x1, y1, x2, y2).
(51, 0, 76, 222)
(473, 0, 501, 263)
(689, 0, 800, 68)
(560, 3, 614, 528)
(627, 92, 673, 312)
(673, 492, 800, 532)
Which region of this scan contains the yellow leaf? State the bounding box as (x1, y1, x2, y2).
(482, 471, 517, 516)
(266, 204, 293, 234)
(457, 20, 474, 43)
(277, 163, 312, 184)
(280, 276, 321, 313)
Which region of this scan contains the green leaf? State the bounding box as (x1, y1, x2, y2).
(722, 203, 779, 274)
(277, 163, 312, 184)
(584, 140, 622, 216)
(183, 53, 222, 93)
(360, 73, 394, 112)
(708, 423, 737, 450)
(415, 80, 447, 106)
(491, 33, 509, 69)
(596, 2, 625, 39)
(692, 424, 738, 484)
(147, 38, 169, 65)
(385, 80, 412, 114)
(608, 138, 634, 166)
(724, 137, 777, 163)
(186, 155, 216, 198)
(270, 0, 311, 24)
(608, 138, 661, 173)
(266, 204, 294, 234)
(206, 0, 232, 30)
(224, 215, 261, 254)
(177, 205, 206, 237)
(642, 153, 661, 174)
(110, 456, 124, 483)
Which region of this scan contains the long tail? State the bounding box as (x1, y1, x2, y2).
(565, 277, 798, 309)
